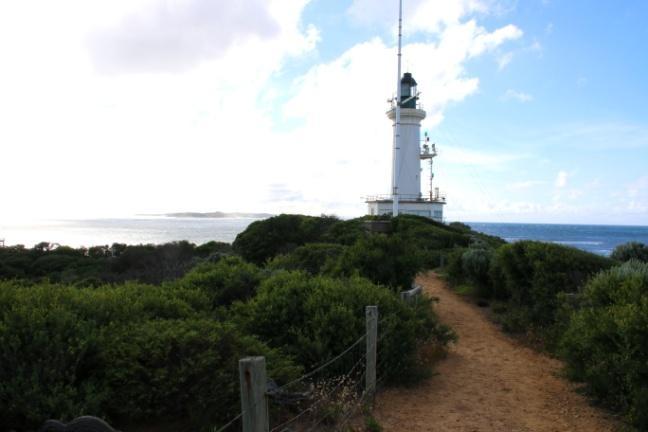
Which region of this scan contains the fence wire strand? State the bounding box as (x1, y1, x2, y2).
(230, 307, 390, 432)
(306, 359, 364, 432)
(212, 412, 242, 432)
(269, 339, 368, 432)
(273, 333, 367, 393)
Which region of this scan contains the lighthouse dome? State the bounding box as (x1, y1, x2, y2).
(400, 72, 418, 108)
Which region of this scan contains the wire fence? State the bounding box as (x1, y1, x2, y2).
(212, 301, 425, 432)
(214, 335, 372, 432)
(268, 335, 368, 432)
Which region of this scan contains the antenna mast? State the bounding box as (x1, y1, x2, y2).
(391, 0, 403, 216)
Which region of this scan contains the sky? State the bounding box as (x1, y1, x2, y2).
(1, 0, 647, 224)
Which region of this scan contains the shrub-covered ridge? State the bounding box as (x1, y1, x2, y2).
(0, 213, 477, 431)
(560, 260, 648, 428)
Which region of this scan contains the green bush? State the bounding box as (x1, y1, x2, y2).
(490, 241, 614, 331)
(0, 280, 298, 431)
(194, 241, 233, 258)
(30, 254, 79, 276)
(233, 214, 340, 264)
(611, 241, 648, 263)
(234, 271, 455, 384)
(560, 261, 648, 428)
(0, 240, 230, 285)
(0, 282, 104, 430)
(448, 221, 471, 232)
(179, 256, 262, 308)
(461, 248, 493, 297)
(333, 234, 424, 291)
(267, 243, 346, 275)
(444, 247, 467, 285)
(108, 241, 198, 284)
(321, 218, 368, 245)
(97, 319, 299, 428)
(392, 215, 470, 251)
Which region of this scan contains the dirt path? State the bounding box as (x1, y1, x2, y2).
(374, 272, 620, 432)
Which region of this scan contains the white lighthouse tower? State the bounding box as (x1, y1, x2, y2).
(366, 1, 446, 221)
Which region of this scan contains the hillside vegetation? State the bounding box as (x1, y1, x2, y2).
(5, 214, 646, 430)
(1, 214, 485, 431)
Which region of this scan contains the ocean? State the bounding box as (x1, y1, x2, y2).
(468, 222, 648, 256)
(1, 218, 647, 256)
(0, 217, 256, 249)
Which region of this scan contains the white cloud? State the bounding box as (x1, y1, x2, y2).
(627, 176, 648, 198)
(503, 89, 533, 102)
(545, 22, 554, 35)
(529, 40, 542, 53)
(555, 170, 568, 188)
(497, 52, 513, 70)
(507, 180, 545, 190)
(88, 0, 281, 73)
(443, 147, 524, 167)
(543, 122, 648, 150)
(347, 0, 490, 34)
(0, 0, 522, 220)
(622, 176, 648, 213)
(0, 0, 319, 219)
(467, 23, 522, 56)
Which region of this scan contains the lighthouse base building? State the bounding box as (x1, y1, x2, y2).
(366, 197, 445, 221)
(366, 72, 446, 223)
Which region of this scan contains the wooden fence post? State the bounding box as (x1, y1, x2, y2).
(239, 356, 269, 432)
(365, 305, 378, 400)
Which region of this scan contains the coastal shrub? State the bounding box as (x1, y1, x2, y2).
(443, 244, 501, 299)
(70, 283, 210, 323)
(0, 241, 225, 285)
(267, 243, 346, 275)
(0, 279, 298, 431)
(491, 241, 614, 333)
(461, 247, 494, 297)
(321, 218, 368, 245)
(392, 215, 470, 251)
(387, 216, 502, 272)
(448, 221, 471, 232)
(194, 240, 233, 258)
(444, 247, 467, 285)
(0, 254, 31, 279)
(560, 261, 648, 428)
(233, 214, 340, 264)
(97, 319, 299, 429)
(333, 234, 424, 290)
(30, 254, 79, 276)
(179, 256, 262, 307)
(611, 241, 648, 263)
(0, 282, 104, 431)
(108, 241, 198, 284)
(234, 271, 455, 384)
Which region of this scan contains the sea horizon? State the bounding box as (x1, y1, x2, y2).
(1, 216, 648, 256)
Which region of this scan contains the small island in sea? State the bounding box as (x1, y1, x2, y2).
(148, 211, 274, 219)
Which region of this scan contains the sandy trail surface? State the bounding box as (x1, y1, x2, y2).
(374, 272, 619, 432)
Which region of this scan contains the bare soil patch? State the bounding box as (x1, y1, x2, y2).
(374, 272, 620, 432)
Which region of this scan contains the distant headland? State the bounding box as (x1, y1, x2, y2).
(149, 211, 274, 219)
